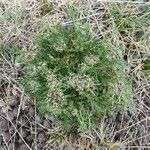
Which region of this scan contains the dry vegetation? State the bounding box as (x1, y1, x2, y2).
(0, 0, 150, 150)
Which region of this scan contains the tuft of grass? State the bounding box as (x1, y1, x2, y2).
(0, 44, 25, 77)
(20, 6, 132, 132)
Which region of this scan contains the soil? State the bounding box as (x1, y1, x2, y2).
(0, 100, 55, 150)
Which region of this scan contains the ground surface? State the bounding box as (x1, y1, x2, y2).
(0, 0, 150, 150)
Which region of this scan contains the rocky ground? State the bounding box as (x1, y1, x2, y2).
(0, 100, 56, 150)
(0, 78, 150, 150)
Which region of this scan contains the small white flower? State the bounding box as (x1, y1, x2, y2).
(47, 90, 65, 107)
(67, 74, 95, 94)
(47, 73, 60, 90)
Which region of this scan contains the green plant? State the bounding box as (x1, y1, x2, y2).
(0, 44, 25, 78)
(20, 8, 132, 132)
(40, 0, 53, 14)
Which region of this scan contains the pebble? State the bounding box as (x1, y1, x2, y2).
(0, 119, 8, 132)
(9, 99, 18, 108)
(19, 129, 29, 138)
(45, 114, 55, 122)
(37, 143, 44, 149)
(0, 104, 49, 149)
(29, 107, 35, 116)
(43, 120, 50, 128)
(25, 134, 33, 143)
(36, 115, 42, 124)
(7, 111, 15, 121)
(9, 126, 15, 134)
(13, 108, 18, 118)
(23, 106, 29, 113)
(19, 144, 29, 150)
(8, 143, 14, 150)
(3, 131, 10, 142)
(38, 133, 46, 143)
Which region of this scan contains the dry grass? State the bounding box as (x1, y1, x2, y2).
(0, 0, 150, 150)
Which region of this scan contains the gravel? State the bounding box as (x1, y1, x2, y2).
(0, 102, 53, 149)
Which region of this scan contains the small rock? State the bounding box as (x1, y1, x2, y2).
(36, 115, 42, 124)
(8, 143, 14, 150)
(19, 144, 29, 150)
(7, 111, 15, 121)
(3, 132, 10, 142)
(0, 107, 5, 116)
(37, 128, 43, 133)
(9, 126, 15, 134)
(19, 129, 28, 138)
(13, 108, 18, 118)
(29, 107, 35, 116)
(37, 143, 44, 149)
(1, 119, 8, 132)
(38, 133, 46, 143)
(23, 106, 29, 113)
(19, 138, 23, 144)
(25, 134, 33, 143)
(9, 99, 18, 107)
(45, 114, 55, 122)
(43, 120, 50, 128)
